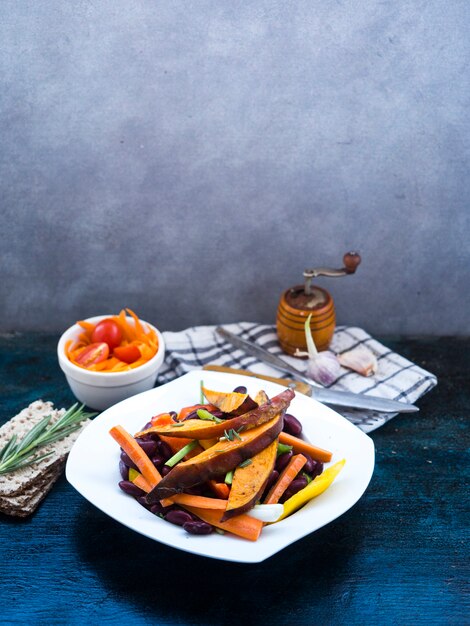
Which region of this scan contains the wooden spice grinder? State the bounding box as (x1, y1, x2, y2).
(276, 252, 361, 355)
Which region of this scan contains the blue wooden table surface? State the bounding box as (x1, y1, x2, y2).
(0, 334, 468, 625)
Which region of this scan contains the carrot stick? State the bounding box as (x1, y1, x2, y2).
(129, 468, 152, 493)
(109, 425, 161, 488)
(133, 475, 152, 492)
(163, 494, 228, 510)
(208, 480, 230, 499)
(150, 413, 175, 427)
(183, 505, 263, 541)
(264, 453, 307, 504)
(279, 432, 332, 463)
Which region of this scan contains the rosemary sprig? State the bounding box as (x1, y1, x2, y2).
(223, 428, 243, 442)
(0, 403, 96, 475)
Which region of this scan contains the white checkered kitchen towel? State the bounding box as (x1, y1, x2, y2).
(158, 323, 437, 433)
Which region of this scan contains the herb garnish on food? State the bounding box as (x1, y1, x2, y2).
(0, 403, 95, 475)
(196, 408, 223, 424)
(222, 428, 243, 442)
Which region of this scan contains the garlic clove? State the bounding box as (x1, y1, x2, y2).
(306, 351, 341, 386)
(300, 313, 341, 385)
(338, 346, 378, 377)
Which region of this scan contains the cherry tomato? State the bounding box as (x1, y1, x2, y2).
(75, 342, 110, 367)
(114, 344, 141, 364)
(91, 319, 122, 350)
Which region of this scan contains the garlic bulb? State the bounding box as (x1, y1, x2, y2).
(338, 346, 378, 377)
(295, 314, 340, 385)
(307, 350, 341, 385)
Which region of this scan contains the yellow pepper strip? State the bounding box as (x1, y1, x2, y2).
(276, 458, 346, 522)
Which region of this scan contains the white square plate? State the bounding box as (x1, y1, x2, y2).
(66, 370, 375, 563)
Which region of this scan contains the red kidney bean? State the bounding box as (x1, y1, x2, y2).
(119, 460, 129, 480)
(262, 469, 279, 500)
(266, 469, 279, 491)
(283, 413, 302, 436)
(275, 449, 293, 472)
(158, 441, 173, 460)
(150, 502, 166, 516)
(183, 520, 213, 535)
(136, 495, 152, 510)
(233, 385, 247, 394)
(120, 450, 138, 470)
(311, 461, 324, 478)
(302, 453, 315, 474)
(151, 454, 165, 468)
(281, 476, 308, 502)
(145, 432, 162, 442)
(183, 408, 225, 421)
(135, 439, 158, 456)
(181, 410, 198, 421)
(161, 465, 172, 477)
(165, 510, 195, 526)
(118, 481, 145, 497)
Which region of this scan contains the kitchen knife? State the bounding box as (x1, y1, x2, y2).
(216, 327, 419, 413)
(202, 364, 312, 395)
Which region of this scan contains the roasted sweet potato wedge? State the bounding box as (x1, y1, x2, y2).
(221, 438, 278, 521)
(146, 412, 286, 502)
(201, 386, 248, 413)
(226, 394, 259, 416)
(135, 388, 294, 440)
(201, 386, 259, 416)
(254, 389, 269, 405)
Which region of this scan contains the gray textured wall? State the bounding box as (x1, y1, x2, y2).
(1, 1, 469, 335)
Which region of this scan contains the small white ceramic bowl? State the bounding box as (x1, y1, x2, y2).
(57, 315, 166, 411)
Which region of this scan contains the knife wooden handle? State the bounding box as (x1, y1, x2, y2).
(202, 365, 312, 396)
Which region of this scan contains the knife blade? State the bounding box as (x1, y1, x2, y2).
(202, 364, 312, 395)
(216, 327, 419, 413)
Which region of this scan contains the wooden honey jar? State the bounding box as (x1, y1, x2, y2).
(276, 252, 361, 356)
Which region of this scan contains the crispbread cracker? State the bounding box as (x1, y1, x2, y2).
(0, 400, 88, 497)
(0, 461, 63, 509)
(0, 471, 62, 517)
